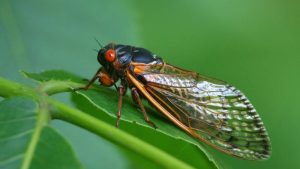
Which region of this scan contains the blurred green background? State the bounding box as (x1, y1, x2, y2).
(1, 0, 300, 168)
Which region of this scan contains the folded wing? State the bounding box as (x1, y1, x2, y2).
(133, 63, 271, 160)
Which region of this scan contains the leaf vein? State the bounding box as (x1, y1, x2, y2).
(0, 129, 33, 142)
(0, 116, 36, 124)
(0, 153, 23, 166)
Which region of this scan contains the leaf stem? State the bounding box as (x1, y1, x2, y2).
(0, 77, 36, 98)
(21, 96, 50, 169)
(49, 99, 195, 169)
(38, 80, 80, 95)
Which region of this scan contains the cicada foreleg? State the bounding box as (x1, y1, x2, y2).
(131, 87, 157, 129)
(74, 68, 102, 91)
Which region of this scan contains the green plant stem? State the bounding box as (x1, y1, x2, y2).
(21, 96, 50, 169)
(49, 99, 195, 169)
(38, 81, 80, 95)
(0, 76, 195, 169)
(0, 77, 36, 98)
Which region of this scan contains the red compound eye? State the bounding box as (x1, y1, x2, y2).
(105, 49, 116, 62)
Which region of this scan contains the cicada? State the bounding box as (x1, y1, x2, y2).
(79, 43, 271, 160)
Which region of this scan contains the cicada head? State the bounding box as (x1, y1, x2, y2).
(97, 43, 121, 87)
(97, 43, 117, 71)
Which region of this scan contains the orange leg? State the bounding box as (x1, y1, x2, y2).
(116, 85, 125, 127)
(74, 68, 101, 91)
(131, 87, 157, 129)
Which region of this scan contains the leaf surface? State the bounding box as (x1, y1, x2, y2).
(0, 97, 83, 169)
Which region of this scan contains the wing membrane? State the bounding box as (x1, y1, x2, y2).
(132, 63, 271, 160)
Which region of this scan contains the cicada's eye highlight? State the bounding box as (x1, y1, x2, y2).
(105, 49, 116, 62)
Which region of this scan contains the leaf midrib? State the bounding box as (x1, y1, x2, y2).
(20, 100, 48, 169)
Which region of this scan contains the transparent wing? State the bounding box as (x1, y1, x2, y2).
(133, 63, 271, 160)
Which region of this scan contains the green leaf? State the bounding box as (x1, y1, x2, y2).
(0, 97, 83, 169)
(21, 70, 83, 83)
(24, 70, 220, 169)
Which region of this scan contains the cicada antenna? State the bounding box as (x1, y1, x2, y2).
(94, 37, 104, 48)
(111, 42, 116, 50)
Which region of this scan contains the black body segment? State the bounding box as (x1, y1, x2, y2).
(98, 43, 162, 67)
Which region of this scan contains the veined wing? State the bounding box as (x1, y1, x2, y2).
(132, 63, 271, 160)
